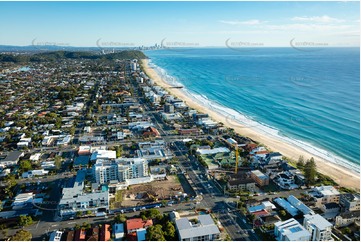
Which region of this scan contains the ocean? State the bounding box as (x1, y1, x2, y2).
(144, 47, 360, 172)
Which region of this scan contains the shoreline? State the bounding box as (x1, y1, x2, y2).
(141, 58, 360, 191)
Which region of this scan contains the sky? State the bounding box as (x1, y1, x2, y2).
(0, 1, 359, 47)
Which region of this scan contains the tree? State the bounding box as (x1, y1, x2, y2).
(304, 157, 317, 185)
(297, 155, 305, 169)
(279, 210, 287, 217)
(18, 215, 33, 227)
(86, 210, 92, 216)
(54, 155, 62, 170)
(146, 224, 165, 241)
(139, 208, 161, 220)
(76, 211, 82, 217)
(11, 230, 32, 241)
(19, 160, 32, 172)
(163, 221, 176, 240)
(115, 214, 127, 223)
(115, 145, 123, 158)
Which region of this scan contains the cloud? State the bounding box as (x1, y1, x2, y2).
(267, 23, 351, 32)
(219, 19, 267, 25)
(291, 15, 345, 23)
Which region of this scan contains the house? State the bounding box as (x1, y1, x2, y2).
(126, 218, 153, 234)
(64, 231, 74, 241)
(86, 226, 99, 241)
(178, 128, 200, 136)
(49, 230, 63, 241)
(265, 152, 282, 163)
(335, 211, 360, 228)
(250, 170, 269, 186)
(142, 126, 160, 138)
(303, 214, 332, 241)
(0, 151, 24, 168)
(99, 224, 111, 241)
(74, 229, 86, 241)
(78, 146, 91, 155)
(175, 214, 220, 241)
(274, 218, 311, 241)
(22, 169, 49, 178)
(113, 223, 125, 240)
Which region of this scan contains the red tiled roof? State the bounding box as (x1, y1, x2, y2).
(126, 218, 153, 232)
(99, 224, 111, 241)
(252, 210, 269, 217)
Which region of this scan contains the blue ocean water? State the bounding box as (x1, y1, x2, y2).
(144, 48, 360, 172)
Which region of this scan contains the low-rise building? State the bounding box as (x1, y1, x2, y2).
(126, 218, 153, 234)
(303, 214, 333, 241)
(0, 151, 24, 168)
(250, 170, 269, 186)
(22, 169, 49, 178)
(309, 186, 340, 208)
(335, 210, 360, 228)
(175, 214, 220, 241)
(340, 193, 360, 212)
(274, 218, 311, 241)
(113, 223, 125, 240)
(49, 230, 63, 241)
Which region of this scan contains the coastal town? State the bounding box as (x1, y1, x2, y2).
(0, 50, 359, 242)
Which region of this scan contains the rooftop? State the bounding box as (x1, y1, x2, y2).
(304, 214, 333, 230)
(175, 214, 220, 240)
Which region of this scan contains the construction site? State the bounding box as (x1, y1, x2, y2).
(119, 175, 185, 207)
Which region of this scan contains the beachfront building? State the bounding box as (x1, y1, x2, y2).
(303, 214, 332, 241)
(250, 170, 269, 186)
(274, 218, 311, 241)
(339, 193, 360, 212)
(308, 186, 340, 208)
(175, 214, 221, 241)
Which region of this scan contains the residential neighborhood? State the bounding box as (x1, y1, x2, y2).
(0, 50, 359, 241)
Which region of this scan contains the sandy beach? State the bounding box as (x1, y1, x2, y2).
(141, 59, 360, 191)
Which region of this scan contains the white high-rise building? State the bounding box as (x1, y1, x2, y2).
(93, 158, 148, 184)
(303, 214, 333, 241)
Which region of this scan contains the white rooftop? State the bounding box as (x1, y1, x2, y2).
(314, 186, 340, 196)
(304, 214, 332, 230)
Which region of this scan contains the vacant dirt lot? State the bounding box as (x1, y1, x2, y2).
(121, 175, 184, 207)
